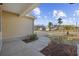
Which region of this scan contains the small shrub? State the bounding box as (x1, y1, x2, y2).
(29, 33, 38, 40)
(22, 33, 38, 43)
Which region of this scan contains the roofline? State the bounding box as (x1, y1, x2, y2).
(23, 15, 36, 20)
(3, 10, 36, 20)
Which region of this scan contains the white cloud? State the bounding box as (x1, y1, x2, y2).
(53, 10, 67, 18)
(32, 7, 41, 16)
(58, 10, 67, 17)
(74, 9, 79, 16)
(62, 18, 75, 25)
(53, 10, 58, 17)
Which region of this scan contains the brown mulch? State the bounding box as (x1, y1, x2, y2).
(41, 42, 77, 56)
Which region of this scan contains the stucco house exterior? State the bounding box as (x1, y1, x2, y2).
(0, 3, 39, 54)
(2, 3, 39, 41)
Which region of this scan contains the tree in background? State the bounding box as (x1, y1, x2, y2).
(48, 22, 53, 31)
(57, 18, 63, 30)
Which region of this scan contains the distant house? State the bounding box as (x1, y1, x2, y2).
(46, 24, 58, 31)
(46, 27, 49, 31)
(34, 25, 46, 31)
(39, 26, 46, 31)
(46, 26, 54, 31)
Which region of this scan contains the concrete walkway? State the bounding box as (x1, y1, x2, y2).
(77, 44, 79, 56)
(0, 37, 50, 56)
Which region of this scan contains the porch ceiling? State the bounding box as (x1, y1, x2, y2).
(2, 3, 39, 16)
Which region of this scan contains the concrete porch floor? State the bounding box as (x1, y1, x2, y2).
(0, 37, 50, 56)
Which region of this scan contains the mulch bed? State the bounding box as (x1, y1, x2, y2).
(22, 39, 33, 43)
(22, 38, 38, 43)
(41, 42, 77, 56)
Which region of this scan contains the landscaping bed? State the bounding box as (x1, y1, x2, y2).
(48, 34, 79, 46)
(22, 33, 38, 43)
(41, 41, 77, 56)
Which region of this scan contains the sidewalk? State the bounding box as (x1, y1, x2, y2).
(77, 44, 79, 56)
(1, 37, 50, 56)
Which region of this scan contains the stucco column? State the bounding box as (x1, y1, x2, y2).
(0, 4, 2, 53)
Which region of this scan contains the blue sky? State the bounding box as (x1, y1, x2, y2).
(31, 3, 79, 26)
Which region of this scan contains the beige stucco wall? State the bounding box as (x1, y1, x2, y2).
(2, 11, 34, 40)
(0, 34, 1, 51)
(0, 5, 2, 52)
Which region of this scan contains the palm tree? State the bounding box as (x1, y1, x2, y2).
(48, 22, 53, 31)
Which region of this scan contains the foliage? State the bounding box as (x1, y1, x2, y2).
(63, 25, 75, 35)
(34, 25, 46, 31)
(64, 25, 75, 31)
(57, 18, 63, 25)
(50, 34, 78, 46)
(29, 33, 38, 40)
(48, 22, 53, 31)
(23, 33, 38, 43)
(57, 18, 63, 30)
